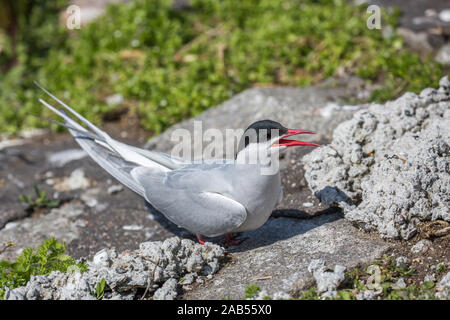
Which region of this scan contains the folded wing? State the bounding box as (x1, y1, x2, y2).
(131, 166, 247, 237)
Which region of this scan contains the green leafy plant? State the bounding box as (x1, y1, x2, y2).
(95, 278, 106, 300)
(436, 263, 446, 275)
(19, 185, 60, 209)
(0, 238, 87, 299)
(298, 287, 320, 300)
(0, 0, 443, 134)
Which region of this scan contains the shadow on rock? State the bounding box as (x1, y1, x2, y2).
(229, 212, 343, 253)
(145, 200, 343, 252)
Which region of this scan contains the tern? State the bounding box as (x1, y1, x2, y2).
(35, 83, 319, 245)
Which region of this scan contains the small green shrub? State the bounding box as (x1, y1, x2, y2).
(0, 238, 87, 299)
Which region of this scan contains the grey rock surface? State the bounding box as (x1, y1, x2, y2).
(436, 44, 450, 65)
(308, 259, 346, 296)
(48, 149, 87, 168)
(411, 239, 433, 254)
(153, 278, 179, 300)
(145, 86, 366, 156)
(303, 77, 450, 239)
(184, 214, 391, 299)
(356, 290, 379, 300)
(0, 203, 87, 262)
(3, 237, 225, 300)
(436, 271, 450, 299)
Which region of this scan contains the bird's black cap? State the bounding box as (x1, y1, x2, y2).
(236, 120, 288, 154)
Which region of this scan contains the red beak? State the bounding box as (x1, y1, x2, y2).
(273, 129, 320, 148)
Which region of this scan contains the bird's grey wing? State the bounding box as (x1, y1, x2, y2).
(122, 146, 190, 169)
(131, 166, 247, 237)
(61, 111, 146, 197)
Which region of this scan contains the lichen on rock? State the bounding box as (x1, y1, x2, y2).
(304, 76, 450, 240)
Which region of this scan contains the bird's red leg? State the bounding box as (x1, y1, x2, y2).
(196, 234, 205, 245)
(225, 233, 247, 246)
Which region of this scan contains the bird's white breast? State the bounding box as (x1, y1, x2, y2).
(230, 166, 281, 232)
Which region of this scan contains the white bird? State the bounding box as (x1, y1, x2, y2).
(35, 83, 319, 245)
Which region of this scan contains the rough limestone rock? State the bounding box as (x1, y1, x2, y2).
(303, 76, 450, 239)
(3, 237, 225, 300)
(436, 271, 450, 299)
(184, 214, 390, 299)
(308, 259, 346, 298)
(153, 278, 179, 300)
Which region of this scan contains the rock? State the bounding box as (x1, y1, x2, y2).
(80, 188, 100, 208)
(272, 291, 291, 300)
(424, 274, 436, 283)
(55, 168, 90, 191)
(252, 289, 270, 300)
(105, 94, 124, 107)
(153, 278, 179, 300)
(411, 239, 432, 254)
(436, 44, 450, 65)
(308, 259, 346, 294)
(303, 77, 450, 240)
(107, 185, 123, 195)
(48, 149, 87, 167)
(396, 28, 432, 54)
(68, 169, 90, 190)
(436, 271, 450, 299)
(145, 86, 366, 156)
(356, 290, 378, 300)
(438, 272, 450, 289)
(393, 277, 407, 289)
(440, 76, 450, 89)
(184, 214, 390, 299)
(0, 203, 86, 261)
(122, 225, 143, 231)
(180, 273, 195, 285)
(4, 237, 225, 300)
(93, 249, 110, 268)
(439, 9, 450, 22)
(395, 256, 410, 268)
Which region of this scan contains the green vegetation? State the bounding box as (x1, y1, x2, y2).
(0, 0, 443, 134)
(95, 278, 106, 300)
(243, 256, 447, 300)
(436, 263, 446, 275)
(244, 283, 262, 299)
(0, 238, 87, 299)
(300, 255, 444, 300)
(19, 185, 60, 210)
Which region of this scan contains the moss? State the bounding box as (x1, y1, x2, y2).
(0, 0, 443, 134)
(0, 238, 87, 299)
(244, 283, 261, 299)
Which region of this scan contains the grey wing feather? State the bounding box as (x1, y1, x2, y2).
(131, 166, 247, 237)
(36, 82, 184, 170)
(62, 111, 146, 197)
